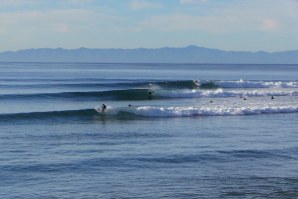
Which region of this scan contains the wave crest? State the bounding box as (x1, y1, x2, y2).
(97, 105, 298, 117)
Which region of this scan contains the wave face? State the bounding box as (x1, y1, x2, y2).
(0, 89, 151, 101)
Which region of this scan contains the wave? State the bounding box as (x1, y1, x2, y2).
(150, 80, 200, 89)
(0, 80, 198, 100)
(0, 81, 150, 89)
(1, 88, 297, 101)
(96, 105, 298, 117)
(1, 80, 298, 101)
(123, 79, 283, 90)
(156, 88, 298, 98)
(214, 80, 298, 88)
(0, 109, 98, 121)
(1, 104, 298, 122)
(1, 79, 297, 89)
(0, 89, 152, 101)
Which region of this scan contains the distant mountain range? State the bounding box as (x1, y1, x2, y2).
(0, 45, 298, 64)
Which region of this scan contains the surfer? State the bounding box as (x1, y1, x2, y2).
(194, 80, 200, 86)
(101, 104, 107, 112)
(271, 96, 275, 100)
(148, 91, 154, 100)
(128, 104, 132, 107)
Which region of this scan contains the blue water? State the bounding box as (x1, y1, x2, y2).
(1, 62, 298, 198)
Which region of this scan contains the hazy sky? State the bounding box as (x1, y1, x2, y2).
(0, 0, 298, 52)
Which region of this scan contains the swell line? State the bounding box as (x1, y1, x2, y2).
(0, 89, 152, 101)
(1, 88, 297, 101)
(1, 80, 298, 101)
(0, 109, 98, 121)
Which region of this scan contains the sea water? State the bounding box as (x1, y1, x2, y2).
(0, 62, 298, 198)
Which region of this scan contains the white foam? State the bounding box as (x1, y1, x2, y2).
(156, 88, 298, 98)
(96, 103, 298, 118)
(216, 80, 298, 88)
(127, 105, 298, 117)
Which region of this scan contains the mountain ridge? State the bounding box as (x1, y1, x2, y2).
(0, 45, 298, 64)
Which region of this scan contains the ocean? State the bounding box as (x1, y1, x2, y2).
(0, 62, 298, 198)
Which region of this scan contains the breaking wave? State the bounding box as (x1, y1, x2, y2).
(1, 85, 297, 101)
(2, 104, 298, 121)
(215, 80, 298, 88)
(97, 105, 298, 118)
(156, 88, 298, 98)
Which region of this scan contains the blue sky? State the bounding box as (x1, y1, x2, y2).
(0, 0, 297, 52)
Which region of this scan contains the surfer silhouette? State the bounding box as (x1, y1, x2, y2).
(148, 91, 153, 100)
(101, 104, 107, 112)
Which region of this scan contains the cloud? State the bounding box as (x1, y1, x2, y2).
(65, 0, 96, 4)
(54, 23, 70, 33)
(0, 0, 41, 7)
(1, 0, 95, 7)
(0, 7, 129, 50)
(180, 0, 208, 4)
(0, 0, 298, 51)
(138, 14, 244, 33)
(136, 0, 298, 34)
(0, 8, 122, 35)
(130, 0, 161, 10)
(261, 19, 280, 31)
